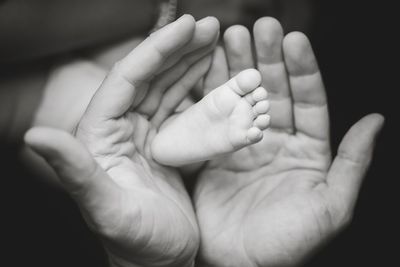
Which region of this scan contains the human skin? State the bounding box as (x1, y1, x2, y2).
(20, 14, 383, 267)
(151, 69, 271, 166)
(12, 15, 220, 186)
(0, 0, 312, 146)
(25, 15, 220, 267)
(194, 17, 384, 267)
(180, 0, 313, 32)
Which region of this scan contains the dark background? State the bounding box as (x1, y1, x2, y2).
(1, 1, 398, 266)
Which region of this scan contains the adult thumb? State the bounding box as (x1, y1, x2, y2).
(24, 127, 117, 207)
(327, 113, 384, 211)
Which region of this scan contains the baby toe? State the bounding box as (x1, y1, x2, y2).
(254, 114, 271, 130)
(247, 127, 263, 143)
(231, 69, 262, 95)
(253, 100, 270, 114)
(252, 87, 268, 102)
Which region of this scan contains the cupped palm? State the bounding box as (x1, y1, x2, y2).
(195, 24, 383, 267)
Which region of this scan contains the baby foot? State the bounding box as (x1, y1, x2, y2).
(151, 69, 270, 166)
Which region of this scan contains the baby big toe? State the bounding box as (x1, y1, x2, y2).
(231, 69, 262, 95)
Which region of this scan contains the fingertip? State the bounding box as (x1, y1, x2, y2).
(374, 114, 386, 132)
(178, 14, 196, 25)
(194, 16, 221, 46)
(283, 31, 318, 75)
(154, 14, 195, 38)
(254, 17, 284, 42)
(223, 25, 254, 73)
(363, 113, 385, 126)
(283, 32, 311, 57)
(181, 14, 196, 32)
(23, 127, 76, 168)
(337, 113, 387, 167)
(24, 127, 42, 147)
(24, 127, 61, 149)
(353, 113, 385, 134)
(283, 32, 312, 60)
(208, 16, 220, 29)
(357, 113, 386, 140)
(198, 16, 220, 30)
(224, 25, 251, 43)
(283, 31, 309, 47)
(165, 14, 196, 38)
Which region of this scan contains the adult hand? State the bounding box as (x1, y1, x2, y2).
(22, 13, 220, 186)
(25, 15, 220, 267)
(195, 17, 384, 267)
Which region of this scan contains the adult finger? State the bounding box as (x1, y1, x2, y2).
(224, 25, 255, 77)
(254, 17, 293, 131)
(136, 17, 220, 116)
(157, 16, 220, 74)
(85, 15, 196, 120)
(24, 127, 119, 210)
(203, 46, 230, 95)
(151, 55, 213, 128)
(283, 31, 329, 140)
(327, 114, 384, 215)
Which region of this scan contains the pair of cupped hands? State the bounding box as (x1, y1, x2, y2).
(25, 15, 384, 267)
